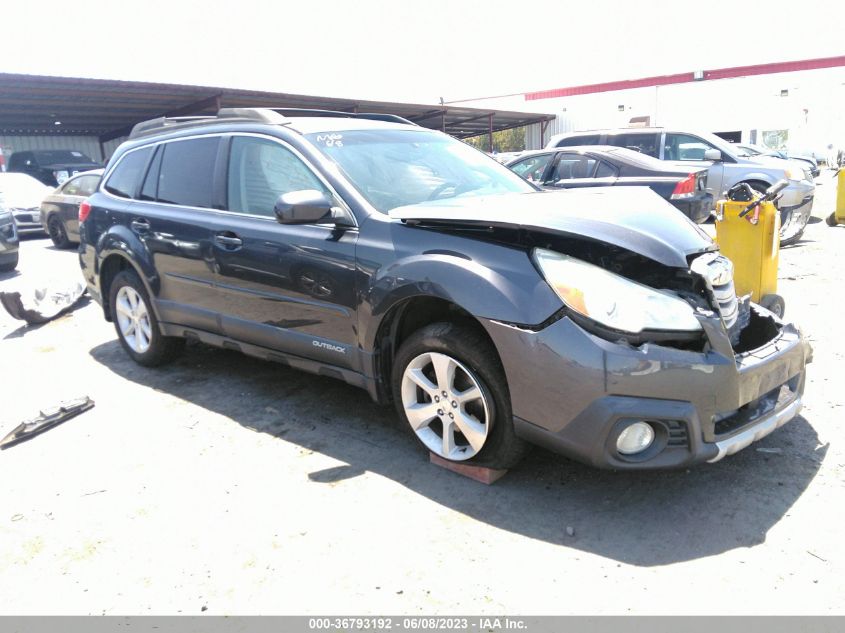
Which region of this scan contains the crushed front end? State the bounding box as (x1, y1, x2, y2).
(481, 246, 812, 469)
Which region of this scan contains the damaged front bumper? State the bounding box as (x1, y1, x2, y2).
(482, 304, 812, 469)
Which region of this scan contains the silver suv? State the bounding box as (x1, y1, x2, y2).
(547, 128, 815, 245)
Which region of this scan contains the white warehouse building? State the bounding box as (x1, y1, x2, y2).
(457, 55, 845, 159)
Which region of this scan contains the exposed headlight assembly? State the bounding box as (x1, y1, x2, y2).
(784, 167, 804, 181)
(532, 248, 701, 334)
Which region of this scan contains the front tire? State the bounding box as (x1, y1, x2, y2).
(109, 269, 184, 367)
(391, 322, 527, 470)
(47, 215, 72, 249)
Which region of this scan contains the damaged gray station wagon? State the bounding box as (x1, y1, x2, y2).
(79, 108, 812, 470)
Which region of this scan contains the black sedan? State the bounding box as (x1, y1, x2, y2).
(39, 169, 103, 248)
(507, 146, 712, 223)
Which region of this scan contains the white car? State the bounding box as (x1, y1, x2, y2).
(0, 172, 55, 235)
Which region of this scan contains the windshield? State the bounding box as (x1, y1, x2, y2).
(735, 144, 761, 157)
(33, 150, 95, 165)
(306, 129, 534, 212)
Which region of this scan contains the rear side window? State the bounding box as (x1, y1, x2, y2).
(157, 138, 219, 208)
(552, 153, 597, 180)
(62, 177, 84, 196)
(104, 146, 153, 198)
(595, 161, 616, 177)
(77, 175, 101, 196)
(227, 136, 328, 217)
(607, 133, 660, 158)
(555, 134, 600, 147)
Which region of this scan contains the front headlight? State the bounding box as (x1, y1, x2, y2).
(532, 248, 702, 334)
(784, 167, 804, 181)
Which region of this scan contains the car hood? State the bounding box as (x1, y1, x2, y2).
(389, 187, 716, 269)
(0, 187, 53, 209)
(744, 154, 808, 173)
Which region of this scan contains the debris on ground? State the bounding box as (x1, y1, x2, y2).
(0, 280, 86, 325)
(566, 526, 575, 537)
(0, 397, 95, 449)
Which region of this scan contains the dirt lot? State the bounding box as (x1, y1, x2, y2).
(0, 174, 842, 615)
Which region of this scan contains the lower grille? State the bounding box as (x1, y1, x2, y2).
(713, 375, 801, 437)
(665, 420, 689, 448)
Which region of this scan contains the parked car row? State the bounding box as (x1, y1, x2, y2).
(75, 108, 810, 472)
(0, 168, 103, 250)
(542, 127, 816, 245)
(506, 146, 712, 223)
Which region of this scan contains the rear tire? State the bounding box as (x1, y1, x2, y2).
(391, 321, 528, 470)
(47, 215, 72, 249)
(108, 269, 184, 367)
(827, 212, 839, 227)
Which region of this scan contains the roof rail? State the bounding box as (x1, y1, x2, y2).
(129, 115, 217, 139)
(261, 108, 418, 126)
(128, 106, 417, 140)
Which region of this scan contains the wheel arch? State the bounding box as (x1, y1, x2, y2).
(370, 294, 503, 404)
(98, 251, 161, 323)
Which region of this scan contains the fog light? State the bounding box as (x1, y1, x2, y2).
(616, 422, 655, 455)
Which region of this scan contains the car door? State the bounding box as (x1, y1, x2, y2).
(125, 137, 223, 334)
(663, 132, 725, 200)
(210, 134, 359, 369)
(545, 152, 618, 189)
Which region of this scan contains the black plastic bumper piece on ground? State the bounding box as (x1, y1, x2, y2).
(0, 397, 95, 449)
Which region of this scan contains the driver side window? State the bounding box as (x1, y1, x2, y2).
(510, 153, 554, 183)
(664, 133, 716, 161)
(227, 137, 329, 217)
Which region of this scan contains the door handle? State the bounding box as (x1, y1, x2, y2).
(130, 218, 150, 233)
(215, 233, 243, 249)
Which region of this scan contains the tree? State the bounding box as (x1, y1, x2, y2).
(463, 126, 526, 153)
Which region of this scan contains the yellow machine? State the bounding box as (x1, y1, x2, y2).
(715, 181, 787, 317)
(826, 168, 845, 227)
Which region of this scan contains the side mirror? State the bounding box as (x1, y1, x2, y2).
(274, 190, 334, 224)
(703, 149, 722, 161)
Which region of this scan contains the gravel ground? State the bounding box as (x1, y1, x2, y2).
(0, 174, 842, 615)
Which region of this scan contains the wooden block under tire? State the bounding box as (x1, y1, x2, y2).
(429, 453, 508, 484)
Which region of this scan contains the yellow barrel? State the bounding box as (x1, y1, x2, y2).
(835, 169, 845, 225)
(714, 199, 781, 305)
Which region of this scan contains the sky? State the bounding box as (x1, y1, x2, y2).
(2, 0, 844, 105)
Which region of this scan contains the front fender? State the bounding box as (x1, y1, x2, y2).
(360, 250, 562, 350)
(732, 171, 774, 186)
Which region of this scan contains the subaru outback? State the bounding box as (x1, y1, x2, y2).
(78, 108, 811, 470)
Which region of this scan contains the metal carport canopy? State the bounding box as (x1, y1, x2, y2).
(0, 73, 554, 142)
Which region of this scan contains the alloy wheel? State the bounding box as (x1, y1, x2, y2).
(115, 286, 153, 354)
(400, 351, 490, 461)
